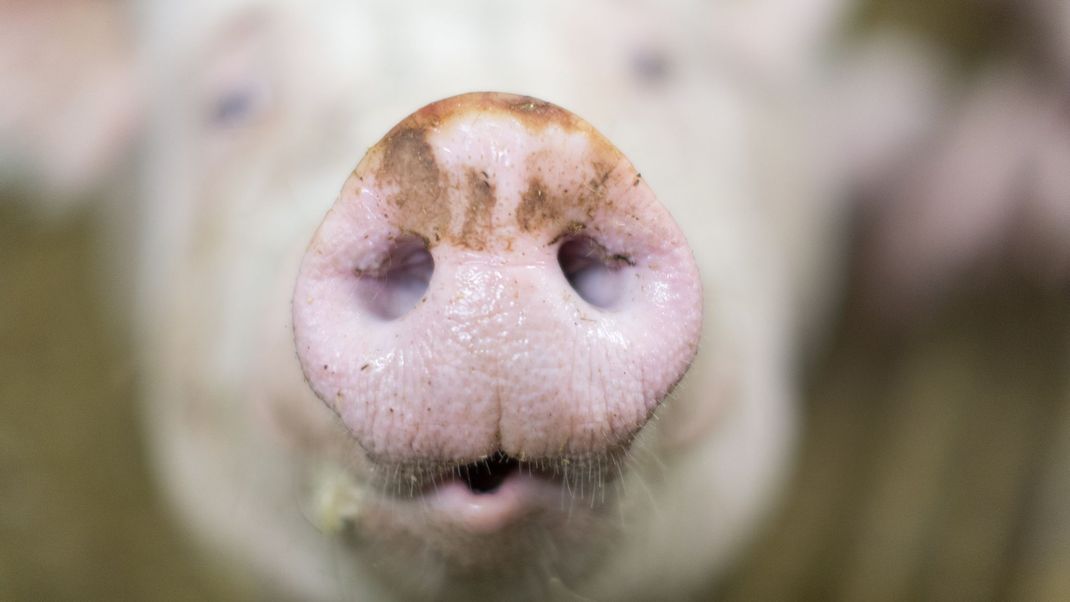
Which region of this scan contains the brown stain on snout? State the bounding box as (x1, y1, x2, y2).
(373, 128, 501, 250)
(459, 168, 497, 251)
(502, 96, 583, 132)
(376, 127, 450, 243)
(517, 157, 620, 237)
(364, 92, 630, 248)
(516, 179, 559, 233)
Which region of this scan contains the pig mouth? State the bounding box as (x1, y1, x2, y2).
(408, 449, 619, 534)
(362, 447, 623, 534)
(457, 451, 522, 495)
(377, 448, 623, 499)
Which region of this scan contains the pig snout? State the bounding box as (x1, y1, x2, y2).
(292, 92, 702, 497)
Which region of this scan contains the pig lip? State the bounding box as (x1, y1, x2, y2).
(421, 453, 568, 534)
(389, 450, 617, 534)
(425, 469, 550, 534)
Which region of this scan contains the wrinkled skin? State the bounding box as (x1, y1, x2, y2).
(128, 0, 847, 600)
(293, 93, 703, 463)
(291, 91, 704, 577)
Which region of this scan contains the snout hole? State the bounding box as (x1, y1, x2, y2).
(558, 236, 630, 309)
(355, 236, 433, 320)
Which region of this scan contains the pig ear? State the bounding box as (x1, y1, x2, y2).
(0, 0, 140, 216)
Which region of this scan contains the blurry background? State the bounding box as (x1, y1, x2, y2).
(2, 0, 1068, 599)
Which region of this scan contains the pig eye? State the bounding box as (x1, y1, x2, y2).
(208, 77, 272, 128)
(200, 12, 278, 132)
(558, 236, 630, 309)
(629, 45, 673, 87)
(354, 236, 434, 320)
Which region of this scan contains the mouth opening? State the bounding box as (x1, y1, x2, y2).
(374, 448, 625, 500)
(461, 451, 520, 494)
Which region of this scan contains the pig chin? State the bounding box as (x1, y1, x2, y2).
(292, 93, 702, 573)
(341, 451, 624, 580)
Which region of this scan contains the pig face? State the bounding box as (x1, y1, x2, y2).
(291, 91, 703, 575)
(135, 1, 845, 599)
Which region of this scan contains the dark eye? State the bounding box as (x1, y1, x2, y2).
(200, 11, 278, 131)
(629, 46, 672, 86)
(207, 77, 271, 128)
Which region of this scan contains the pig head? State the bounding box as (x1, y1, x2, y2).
(130, 0, 849, 599)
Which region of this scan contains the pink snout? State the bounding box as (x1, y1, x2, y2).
(292, 92, 702, 473)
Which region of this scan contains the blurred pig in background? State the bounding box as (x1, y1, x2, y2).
(832, 0, 1070, 319)
(1, 0, 1068, 600)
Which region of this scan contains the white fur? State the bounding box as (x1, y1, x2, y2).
(128, 0, 849, 599)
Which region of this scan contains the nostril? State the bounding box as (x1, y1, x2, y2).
(558, 236, 632, 309)
(354, 236, 433, 320)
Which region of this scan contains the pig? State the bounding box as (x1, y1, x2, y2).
(827, 0, 1070, 322)
(290, 90, 706, 596)
(127, 0, 851, 599)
